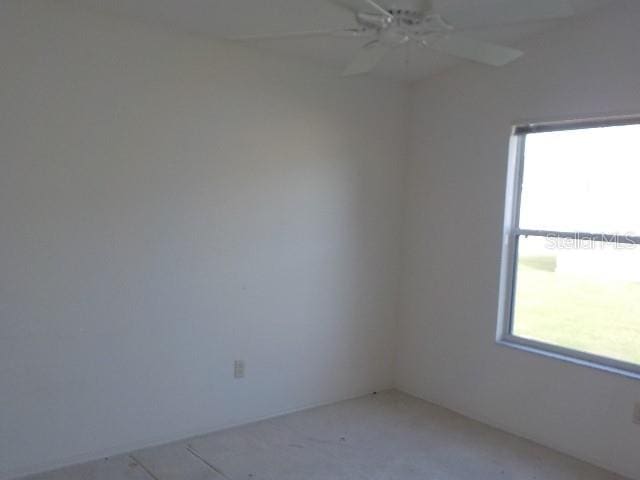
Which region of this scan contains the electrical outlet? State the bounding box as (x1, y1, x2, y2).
(234, 360, 245, 379)
(633, 403, 640, 425)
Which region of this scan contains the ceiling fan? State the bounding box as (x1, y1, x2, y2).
(230, 0, 576, 76)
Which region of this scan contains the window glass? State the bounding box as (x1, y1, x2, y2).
(512, 236, 640, 366)
(503, 120, 640, 372)
(519, 125, 640, 235)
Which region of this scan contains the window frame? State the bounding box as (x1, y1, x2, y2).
(497, 115, 640, 379)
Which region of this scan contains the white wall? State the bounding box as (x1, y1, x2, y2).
(397, 2, 640, 479)
(4, 0, 640, 478)
(0, 1, 407, 478)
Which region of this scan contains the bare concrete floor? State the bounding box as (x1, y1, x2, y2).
(22, 390, 627, 480)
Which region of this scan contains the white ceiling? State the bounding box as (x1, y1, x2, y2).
(71, 0, 611, 82)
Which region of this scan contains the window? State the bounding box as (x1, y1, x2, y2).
(498, 116, 640, 377)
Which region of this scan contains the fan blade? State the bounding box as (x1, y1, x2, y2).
(327, 0, 392, 18)
(364, 0, 393, 18)
(428, 34, 523, 66)
(342, 41, 391, 76)
(446, 0, 574, 30)
(229, 28, 372, 41)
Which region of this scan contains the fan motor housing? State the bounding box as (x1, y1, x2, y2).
(357, 11, 451, 40)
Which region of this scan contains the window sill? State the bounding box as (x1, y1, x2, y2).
(497, 335, 640, 381)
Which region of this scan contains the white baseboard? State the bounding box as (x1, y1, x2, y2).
(2, 386, 390, 480)
(394, 385, 635, 480)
